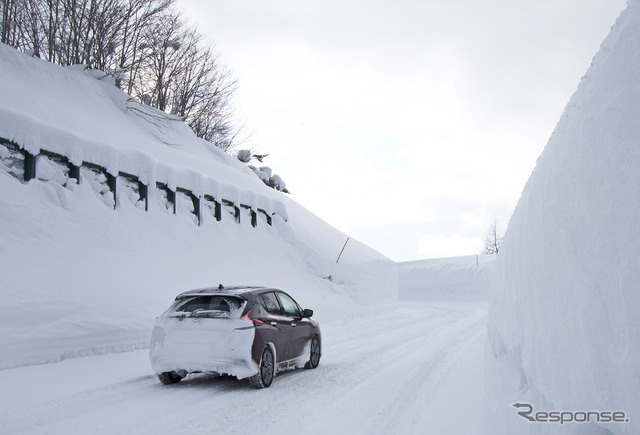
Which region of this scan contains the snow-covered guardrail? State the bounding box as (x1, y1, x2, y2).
(0, 137, 284, 228)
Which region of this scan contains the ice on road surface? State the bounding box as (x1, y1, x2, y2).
(0, 302, 486, 435)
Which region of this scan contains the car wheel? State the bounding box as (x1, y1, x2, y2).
(305, 336, 321, 369)
(250, 346, 275, 388)
(158, 371, 183, 385)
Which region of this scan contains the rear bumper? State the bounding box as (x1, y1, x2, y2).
(150, 353, 258, 380)
(149, 324, 258, 380)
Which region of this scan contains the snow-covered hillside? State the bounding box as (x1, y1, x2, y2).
(0, 42, 396, 370)
(398, 255, 494, 302)
(486, 2, 639, 434)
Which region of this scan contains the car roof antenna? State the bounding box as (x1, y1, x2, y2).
(218, 284, 224, 290)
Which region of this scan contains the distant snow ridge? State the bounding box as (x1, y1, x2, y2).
(486, 2, 640, 434)
(398, 255, 494, 302)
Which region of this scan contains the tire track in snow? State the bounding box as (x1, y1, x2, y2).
(373, 312, 486, 433)
(269, 303, 487, 435)
(331, 305, 484, 434)
(1, 372, 252, 434)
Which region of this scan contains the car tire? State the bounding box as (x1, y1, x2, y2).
(305, 335, 321, 369)
(158, 371, 183, 385)
(250, 347, 275, 388)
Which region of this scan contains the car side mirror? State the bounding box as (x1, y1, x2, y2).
(302, 308, 313, 318)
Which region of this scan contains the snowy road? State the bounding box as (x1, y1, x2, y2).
(0, 302, 486, 435)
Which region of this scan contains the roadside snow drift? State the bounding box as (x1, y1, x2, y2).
(486, 2, 640, 434)
(0, 43, 396, 370)
(398, 255, 494, 302)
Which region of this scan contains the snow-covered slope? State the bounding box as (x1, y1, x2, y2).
(398, 255, 494, 302)
(486, 2, 640, 434)
(0, 43, 396, 370)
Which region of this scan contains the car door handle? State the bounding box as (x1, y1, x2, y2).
(270, 322, 277, 326)
(291, 323, 296, 327)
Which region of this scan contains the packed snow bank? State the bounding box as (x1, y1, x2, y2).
(0, 44, 255, 192)
(398, 255, 494, 302)
(0, 44, 396, 370)
(486, 2, 640, 434)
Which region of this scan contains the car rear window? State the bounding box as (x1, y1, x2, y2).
(169, 295, 245, 318)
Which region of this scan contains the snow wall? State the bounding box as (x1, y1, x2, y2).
(486, 2, 640, 434)
(0, 43, 396, 370)
(398, 255, 494, 302)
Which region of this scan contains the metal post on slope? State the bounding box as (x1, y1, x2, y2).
(336, 237, 350, 264)
(23, 150, 36, 181)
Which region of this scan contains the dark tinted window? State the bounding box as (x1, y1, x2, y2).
(261, 292, 282, 315)
(277, 292, 301, 317)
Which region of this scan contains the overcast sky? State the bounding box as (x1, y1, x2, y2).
(179, 0, 626, 262)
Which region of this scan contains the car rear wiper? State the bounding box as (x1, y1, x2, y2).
(190, 308, 231, 318)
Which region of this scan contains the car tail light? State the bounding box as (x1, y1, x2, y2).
(242, 310, 263, 324)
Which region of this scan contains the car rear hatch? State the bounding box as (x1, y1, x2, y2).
(150, 294, 257, 377)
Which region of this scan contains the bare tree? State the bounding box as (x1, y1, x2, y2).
(133, 10, 189, 111)
(171, 46, 238, 151)
(112, 0, 173, 91)
(130, 9, 240, 150)
(4, 0, 171, 73)
(1, 0, 19, 46)
(483, 220, 503, 255)
(3, 0, 242, 152)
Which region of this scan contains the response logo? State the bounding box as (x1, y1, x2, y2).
(512, 402, 630, 425)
